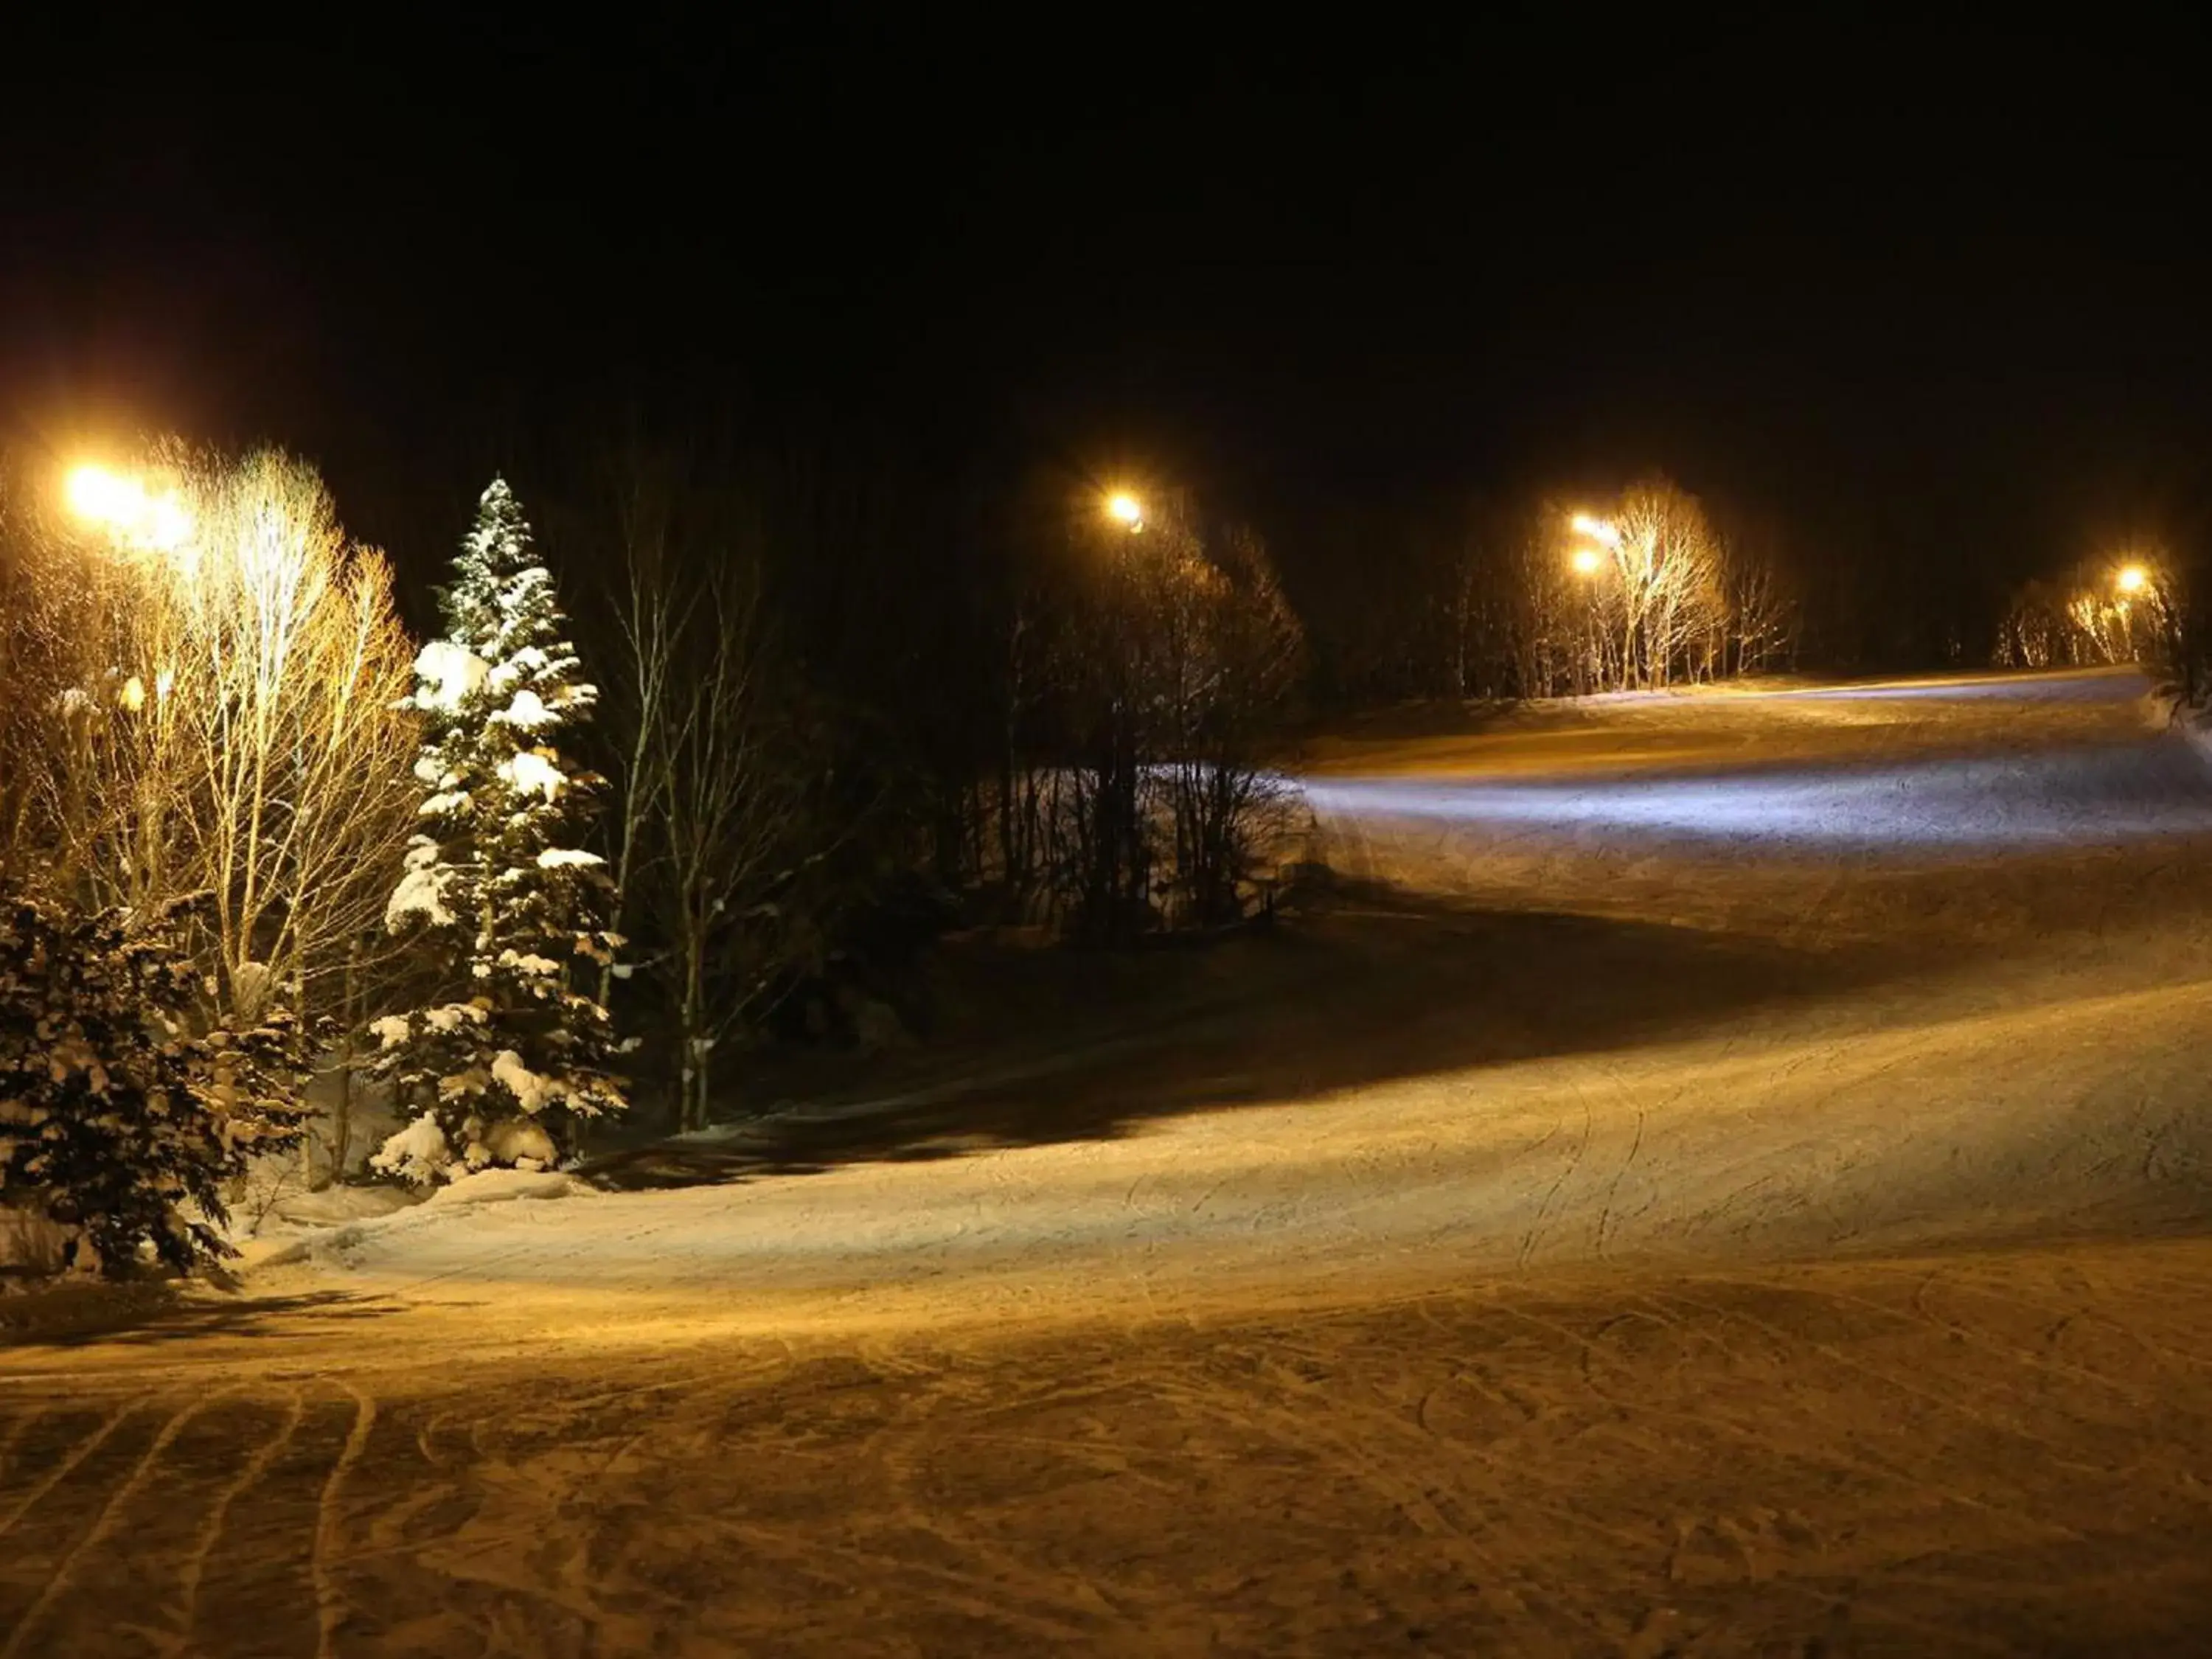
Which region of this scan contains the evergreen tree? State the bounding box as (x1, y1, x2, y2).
(373, 479, 625, 1181)
(0, 888, 307, 1275)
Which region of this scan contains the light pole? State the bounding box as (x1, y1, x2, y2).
(1105, 491, 1144, 532)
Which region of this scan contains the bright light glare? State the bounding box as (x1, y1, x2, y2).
(1571, 512, 1621, 549)
(2117, 564, 2149, 594)
(1106, 492, 1144, 529)
(68, 465, 138, 524)
(1571, 546, 1604, 575)
(147, 495, 193, 552)
(65, 463, 192, 551)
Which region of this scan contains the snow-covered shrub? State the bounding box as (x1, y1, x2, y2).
(0, 890, 308, 1275)
(374, 479, 625, 1183)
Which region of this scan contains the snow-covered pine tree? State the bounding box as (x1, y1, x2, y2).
(373, 479, 625, 1182)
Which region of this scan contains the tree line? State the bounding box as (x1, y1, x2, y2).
(1288, 479, 1798, 706)
(1992, 557, 2179, 675)
(1, 439, 1802, 1275)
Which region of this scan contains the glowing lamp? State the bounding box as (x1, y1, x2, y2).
(1106, 492, 1144, 530)
(65, 463, 194, 552)
(68, 465, 139, 526)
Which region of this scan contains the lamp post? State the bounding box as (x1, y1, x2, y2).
(1105, 491, 1144, 532)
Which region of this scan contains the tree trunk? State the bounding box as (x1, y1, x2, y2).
(680, 917, 706, 1133)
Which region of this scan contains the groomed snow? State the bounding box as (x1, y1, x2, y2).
(16, 666, 2212, 1655)
(276, 667, 2212, 1312)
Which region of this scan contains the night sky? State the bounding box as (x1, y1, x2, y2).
(3, 16, 2207, 647)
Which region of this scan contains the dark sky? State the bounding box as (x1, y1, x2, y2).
(4, 15, 2208, 633)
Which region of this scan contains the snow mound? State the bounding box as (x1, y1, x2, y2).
(251, 1167, 591, 1270)
(423, 1167, 588, 1208)
(260, 1183, 417, 1228)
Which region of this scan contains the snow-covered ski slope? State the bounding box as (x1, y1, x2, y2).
(10, 665, 2212, 1656)
(248, 665, 2212, 1310)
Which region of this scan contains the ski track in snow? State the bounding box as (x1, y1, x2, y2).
(9, 667, 2212, 1654)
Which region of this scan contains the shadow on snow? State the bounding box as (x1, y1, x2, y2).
(584, 878, 1907, 1193)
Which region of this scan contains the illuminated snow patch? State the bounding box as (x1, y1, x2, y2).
(1759, 672, 2151, 705)
(1304, 740, 2212, 853)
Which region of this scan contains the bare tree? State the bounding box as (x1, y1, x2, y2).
(603, 485, 816, 1131)
(1156, 525, 1304, 925)
(0, 450, 417, 1190)
(1046, 509, 1182, 943)
(987, 588, 1057, 919)
(160, 452, 420, 1023)
(1, 449, 417, 1018)
(1017, 500, 1305, 939)
(1426, 490, 1764, 703)
(650, 566, 806, 1130)
(602, 457, 685, 1006)
(1996, 560, 2171, 673)
(1723, 538, 1798, 675)
(0, 463, 183, 908)
(1599, 480, 1728, 689)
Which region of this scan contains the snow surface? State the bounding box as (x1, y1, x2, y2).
(488, 686, 556, 730)
(410, 639, 487, 712)
(368, 1111, 448, 1184)
(490, 644, 549, 688)
(422, 1166, 588, 1207)
(15, 667, 2212, 1654)
(470, 1117, 558, 1169)
(535, 846, 603, 869)
(383, 838, 453, 928)
(495, 748, 563, 799)
(490, 1047, 560, 1113)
